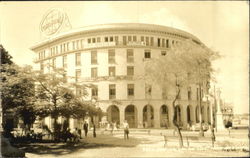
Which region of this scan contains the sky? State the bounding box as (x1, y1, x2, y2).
(0, 1, 249, 114)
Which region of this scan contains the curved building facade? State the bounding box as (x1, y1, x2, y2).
(31, 23, 210, 129)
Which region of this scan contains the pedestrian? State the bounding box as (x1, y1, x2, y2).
(93, 124, 96, 138)
(73, 128, 80, 142)
(78, 128, 82, 139)
(83, 121, 88, 137)
(123, 120, 129, 140)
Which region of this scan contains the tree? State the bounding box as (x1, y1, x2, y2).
(33, 66, 104, 139)
(1, 45, 36, 135)
(145, 41, 218, 148)
(0, 45, 13, 65)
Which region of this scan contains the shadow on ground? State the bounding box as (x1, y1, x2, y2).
(13, 134, 145, 156)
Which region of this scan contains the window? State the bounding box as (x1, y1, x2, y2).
(66, 42, 69, 51)
(150, 37, 154, 46)
(63, 43, 66, 52)
(63, 55, 67, 68)
(108, 49, 115, 63)
(127, 84, 134, 97)
(40, 62, 44, 72)
(157, 38, 161, 47)
(144, 50, 151, 58)
(91, 67, 98, 78)
(133, 36, 137, 41)
(141, 36, 144, 42)
(109, 67, 116, 76)
(115, 36, 119, 44)
(75, 69, 81, 82)
(91, 51, 97, 64)
(92, 38, 96, 43)
(128, 36, 132, 42)
(92, 85, 98, 97)
(75, 53, 81, 66)
(146, 37, 149, 46)
(88, 38, 91, 43)
(145, 84, 152, 98)
(97, 37, 101, 43)
(76, 40, 79, 49)
(60, 45, 63, 53)
(110, 36, 113, 42)
(188, 87, 192, 100)
(127, 49, 134, 63)
(81, 40, 84, 48)
(109, 84, 116, 99)
(52, 58, 56, 68)
(161, 51, 166, 56)
(123, 36, 127, 45)
(72, 41, 75, 50)
(127, 66, 134, 76)
(105, 37, 109, 42)
(55, 46, 58, 54)
(162, 39, 165, 47)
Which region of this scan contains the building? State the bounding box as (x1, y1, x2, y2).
(31, 23, 211, 129)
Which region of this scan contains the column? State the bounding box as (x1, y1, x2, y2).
(190, 105, 196, 125)
(119, 106, 125, 127)
(137, 105, 143, 128)
(154, 105, 160, 128)
(168, 105, 174, 128)
(204, 105, 208, 123)
(182, 105, 187, 129)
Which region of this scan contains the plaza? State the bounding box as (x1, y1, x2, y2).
(17, 128, 249, 157)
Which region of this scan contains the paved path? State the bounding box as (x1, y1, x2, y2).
(24, 129, 249, 158)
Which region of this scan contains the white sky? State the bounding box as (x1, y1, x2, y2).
(0, 1, 249, 114)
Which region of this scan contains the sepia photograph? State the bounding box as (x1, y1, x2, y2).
(0, 1, 249, 157)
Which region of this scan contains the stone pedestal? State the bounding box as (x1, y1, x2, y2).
(216, 111, 225, 131)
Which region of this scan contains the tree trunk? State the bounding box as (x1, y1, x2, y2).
(198, 83, 204, 136)
(172, 85, 183, 148)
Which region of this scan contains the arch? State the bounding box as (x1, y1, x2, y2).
(174, 105, 182, 126)
(196, 106, 200, 123)
(107, 105, 120, 125)
(143, 104, 154, 128)
(160, 105, 169, 128)
(125, 105, 137, 128)
(187, 105, 192, 125)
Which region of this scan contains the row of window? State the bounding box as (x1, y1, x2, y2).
(41, 49, 169, 72)
(37, 35, 179, 60)
(76, 84, 200, 101)
(75, 66, 134, 81)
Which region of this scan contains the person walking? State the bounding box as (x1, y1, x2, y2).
(83, 121, 88, 137)
(123, 120, 129, 140)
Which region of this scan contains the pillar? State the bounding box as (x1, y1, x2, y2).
(182, 105, 187, 129)
(119, 106, 125, 127)
(154, 105, 160, 128)
(137, 105, 143, 128)
(168, 105, 174, 128)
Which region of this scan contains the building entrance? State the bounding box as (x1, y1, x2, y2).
(125, 105, 137, 128)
